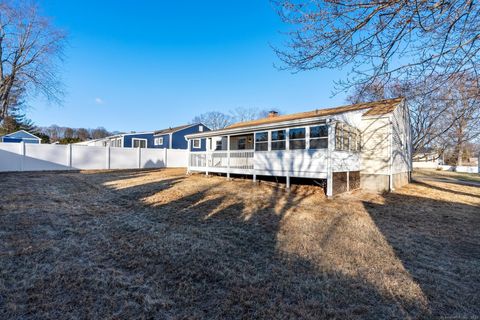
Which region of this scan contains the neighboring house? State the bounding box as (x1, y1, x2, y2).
(76, 123, 209, 149)
(0, 130, 42, 144)
(185, 98, 412, 196)
(76, 131, 156, 148)
(153, 123, 209, 150)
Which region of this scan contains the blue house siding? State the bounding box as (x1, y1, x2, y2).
(122, 133, 155, 148)
(0, 130, 41, 144)
(2, 137, 40, 144)
(153, 123, 210, 151)
(189, 138, 207, 152)
(153, 134, 170, 149)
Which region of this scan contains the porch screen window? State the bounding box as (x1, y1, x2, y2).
(289, 128, 306, 149)
(255, 132, 268, 151)
(271, 130, 286, 150)
(310, 125, 328, 149)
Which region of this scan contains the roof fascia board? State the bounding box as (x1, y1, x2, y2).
(185, 117, 330, 139)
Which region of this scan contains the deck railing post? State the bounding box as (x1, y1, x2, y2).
(187, 139, 191, 174)
(227, 136, 231, 180)
(326, 122, 334, 197)
(206, 152, 209, 176)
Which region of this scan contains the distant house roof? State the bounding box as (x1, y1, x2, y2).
(154, 123, 202, 135)
(226, 98, 404, 130)
(0, 130, 41, 140)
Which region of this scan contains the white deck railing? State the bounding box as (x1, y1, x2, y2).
(188, 149, 359, 179)
(189, 151, 254, 171)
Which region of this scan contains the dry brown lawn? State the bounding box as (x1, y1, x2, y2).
(1, 168, 479, 319)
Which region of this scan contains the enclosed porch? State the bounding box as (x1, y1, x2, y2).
(188, 121, 361, 196)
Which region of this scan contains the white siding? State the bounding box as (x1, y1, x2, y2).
(391, 101, 412, 174)
(360, 116, 391, 175)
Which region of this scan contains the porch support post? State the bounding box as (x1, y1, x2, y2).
(186, 139, 191, 175)
(346, 171, 350, 192)
(253, 170, 257, 184)
(226, 135, 231, 180)
(286, 174, 291, 190)
(326, 122, 334, 197)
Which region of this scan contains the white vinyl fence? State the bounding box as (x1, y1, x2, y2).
(0, 142, 188, 172)
(413, 161, 479, 174)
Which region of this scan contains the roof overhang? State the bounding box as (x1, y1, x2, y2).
(185, 117, 332, 139)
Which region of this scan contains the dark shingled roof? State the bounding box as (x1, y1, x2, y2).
(226, 98, 404, 130)
(154, 124, 195, 135)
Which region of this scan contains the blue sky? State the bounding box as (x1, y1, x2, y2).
(29, 0, 349, 132)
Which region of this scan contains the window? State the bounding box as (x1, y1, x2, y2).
(111, 138, 122, 148)
(334, 123, 361, 152)
(289, 127, 306, 150)
(271, 130, 286, 150)
(310, 125, 328, 149)
(343, 126, 350, 150)
(132, 138, 146, 148)
(198, 125, 204, 132)
(255, 132, 268, 151)
(215, 140, 222, 151)
(192, 139, 201, 149)
(154, 137, 164, 146)
(238, 138, 246, 150)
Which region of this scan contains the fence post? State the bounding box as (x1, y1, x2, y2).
(106, 146, 110, 170)
(20, 141, 25, 171)
(67, 144, 73, 169)
(164, 148, 168, 168)
(137, 147, 141, 169)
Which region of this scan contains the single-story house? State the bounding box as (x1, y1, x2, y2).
(185, 98, 412, 196)
(77, 123, 209, 149)
(0, 130, 42, 144)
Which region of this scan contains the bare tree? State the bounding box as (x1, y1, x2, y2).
(192, 111, 233, 130)
(46, 124, 60, 142)
(229, 107, 271, 123)
(274, 1, 480, 95)
(348, 74, 480, 163)
(75, 128, 90, 141)
(91, 127, 110, 139)
(0, 1, 66, 121)
(440, 77, 480, 165)
(63, 127, 74, 139)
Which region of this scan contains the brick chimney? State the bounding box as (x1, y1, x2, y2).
(268, 110, 279, 118)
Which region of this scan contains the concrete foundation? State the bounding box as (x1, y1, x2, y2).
(361, 171, 411, 193)
(361, 174, 390, 193)
(392, 171, 411, 189)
